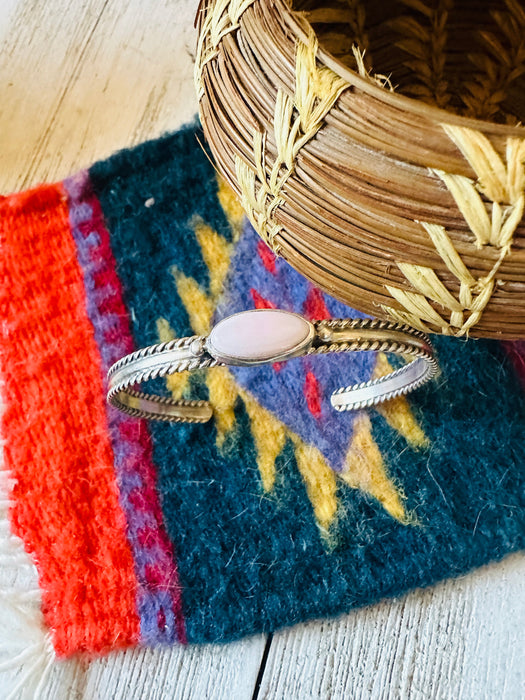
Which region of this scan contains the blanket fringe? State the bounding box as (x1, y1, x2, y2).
(0, 466, 56, 699)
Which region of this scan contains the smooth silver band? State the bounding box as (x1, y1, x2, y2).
(107, 312, 438, 423)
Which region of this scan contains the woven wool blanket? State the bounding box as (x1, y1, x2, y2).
(1, 123, 524, 683)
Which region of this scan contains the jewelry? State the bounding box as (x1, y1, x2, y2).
(107, 309, 438, 423)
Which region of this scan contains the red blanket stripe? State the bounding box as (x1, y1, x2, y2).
(0, 184, 140, 656)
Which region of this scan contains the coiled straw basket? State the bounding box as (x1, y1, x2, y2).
(195, 0, 525, 338)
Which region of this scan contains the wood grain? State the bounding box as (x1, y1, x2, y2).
(0, 0, 199, 193)
(259, 554, 525, 700)
(1, 1, 524, 698)
(3, 636, 267, 700)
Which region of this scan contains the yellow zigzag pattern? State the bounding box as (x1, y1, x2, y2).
(158, 177, 428, 532)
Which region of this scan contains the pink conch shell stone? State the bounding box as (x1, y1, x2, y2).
(208, 310, 313, 364)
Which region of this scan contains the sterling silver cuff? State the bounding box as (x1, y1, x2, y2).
(107, 309, 438, 423)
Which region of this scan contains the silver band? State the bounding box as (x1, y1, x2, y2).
(107, 310, 438, 423)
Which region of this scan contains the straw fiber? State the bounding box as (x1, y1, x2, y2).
(195, 0, 525, 338)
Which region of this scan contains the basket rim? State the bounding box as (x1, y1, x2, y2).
(281, 0, 525, 138)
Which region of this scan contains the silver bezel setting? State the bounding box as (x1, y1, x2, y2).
(205, 309, 315, 367)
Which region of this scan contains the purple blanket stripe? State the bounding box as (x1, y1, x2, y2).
(64, 171, 187, 646)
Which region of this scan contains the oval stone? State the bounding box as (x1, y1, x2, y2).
(208, 310, 313, 365)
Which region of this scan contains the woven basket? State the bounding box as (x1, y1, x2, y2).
(195, 0, 525, 339)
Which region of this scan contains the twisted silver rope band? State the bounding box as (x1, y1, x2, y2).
(107, 313, 438, 423)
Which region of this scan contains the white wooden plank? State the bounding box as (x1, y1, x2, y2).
(83, 637, 266, 700)
(0, 0, 107, 192)
(0, 0, 20, 38)
(258, 553, 525, 700)
(0, 0, 199, 194)
(21, 636, 266, 700)
(3, 636, 268, 700)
